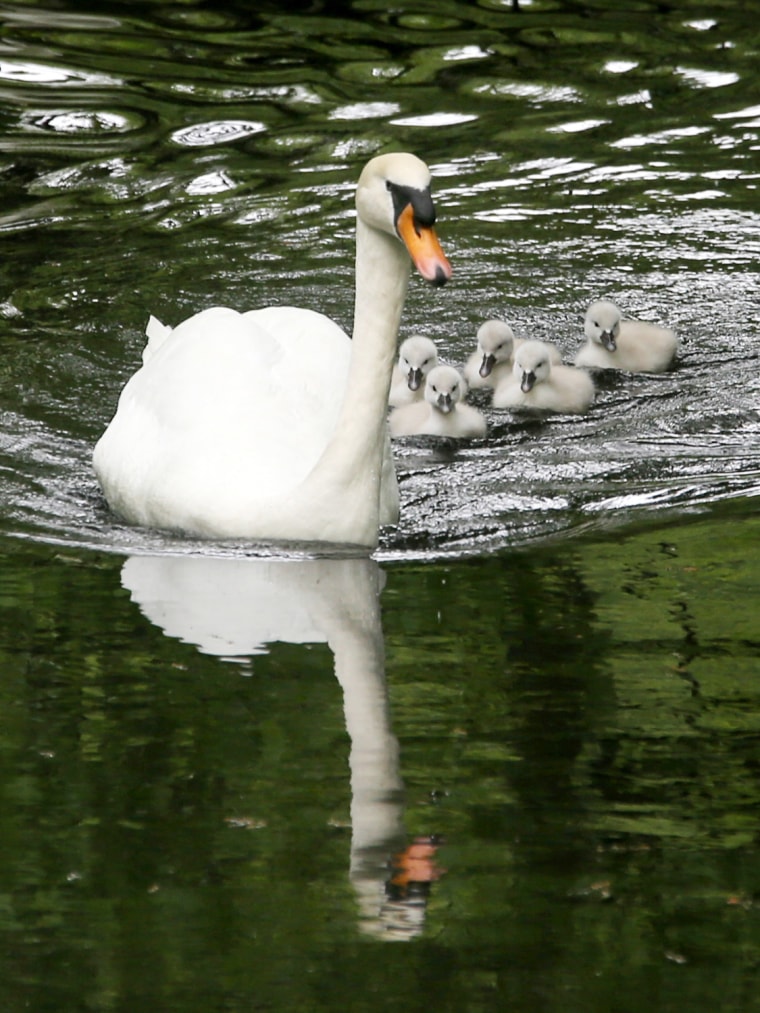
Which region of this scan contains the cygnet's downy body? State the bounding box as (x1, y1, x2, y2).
(575, 300, 677, 373)
(465, 318, 562, 389)
(493, 340, 594, 414)
(389, 334, 439, 406)
(390, 364, 487, 438)
(464, 319, 518, 390)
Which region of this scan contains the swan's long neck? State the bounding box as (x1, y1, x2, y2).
(299, 217, 410, 546)
(349, 217, 411, 435)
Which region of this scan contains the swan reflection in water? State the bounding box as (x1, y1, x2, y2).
(120, 553, 444, 941)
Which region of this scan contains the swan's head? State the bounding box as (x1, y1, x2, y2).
(356, 153, 452, 286)
(425, 364, 465, 414)
(585, 300, 621, 352)
(398, 334, 438, 391)
(476, 319, 516, 377)
(513, 340, 553, 393)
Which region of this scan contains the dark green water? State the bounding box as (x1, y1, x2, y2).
(1, 508, 759, 1009)
(0, 0, 759, 1009)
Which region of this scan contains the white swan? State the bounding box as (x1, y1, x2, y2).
(93, 152, 451, 548)
(493, 339, 595, 414)
(575, 299, 677, 372)
(389, 364, 487, 438)
(388, 334, 438, 407)
(464, 318, 561, 389)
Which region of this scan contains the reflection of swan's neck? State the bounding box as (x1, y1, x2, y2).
(326, 564, 406, 932)
(333, 626, 403, 841)
(302, 220, 410, 546)
(327, 566, 404, 853)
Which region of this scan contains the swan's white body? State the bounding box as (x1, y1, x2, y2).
(575, 299, 677, 372)
(494, 340, 594, 414)
(390, 364, 486, 438)
(464, 318, 561, 389)
(93, 153, 451, 548)
(388, 334, 438, 407)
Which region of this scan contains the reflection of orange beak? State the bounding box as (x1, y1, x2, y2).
(390, 836, 446, 890)
(396, 204, 452, 286)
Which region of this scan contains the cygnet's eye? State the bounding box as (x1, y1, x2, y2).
(423, 356, 432, 366)
(431, 385, 438, 394)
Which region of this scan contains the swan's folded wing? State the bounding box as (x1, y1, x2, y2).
(102, 305, 353, 510)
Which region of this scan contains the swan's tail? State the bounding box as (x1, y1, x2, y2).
(143, 315, 173, 364)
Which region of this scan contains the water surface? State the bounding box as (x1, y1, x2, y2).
(0, 0, 759, 1009)
(0, 0, 757, 555)
(1, 509, 759, 1010)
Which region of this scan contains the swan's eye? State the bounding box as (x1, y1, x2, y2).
(431, 385, 438, 394)
(387, 181, 436, 228)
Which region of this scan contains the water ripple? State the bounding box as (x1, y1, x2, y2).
(0, 57, 121, 87)
(171, 120, 267, 147)
(0, 0, 758, 559)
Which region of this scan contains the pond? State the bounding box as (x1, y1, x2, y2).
(0, 1, 759, 1010)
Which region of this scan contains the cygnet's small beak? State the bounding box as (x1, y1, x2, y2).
(600, 330, 617, 352)
(479, 353, 495, 378)
(437, 393, 454, 413)
(520, 370, 536, 393)
(407, 367, 423, 391)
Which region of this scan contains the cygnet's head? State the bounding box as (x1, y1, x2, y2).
(513, 341, 553, 393)
(584, 300, 622, 351)
(397, 334, 438, 391)
(425, 364, 465, 414)
(476, 319, 516, 377)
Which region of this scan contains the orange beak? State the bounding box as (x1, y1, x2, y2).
(396, 203, 452, 286)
